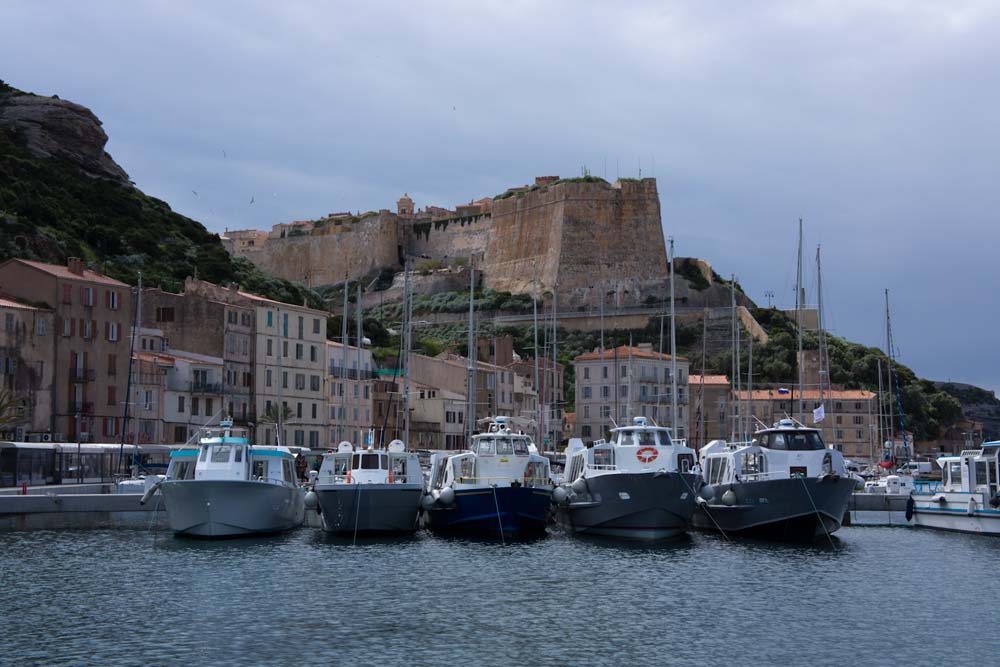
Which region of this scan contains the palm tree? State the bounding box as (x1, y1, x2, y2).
(261, 403, 293, 425)
(0, 388, 25, 429)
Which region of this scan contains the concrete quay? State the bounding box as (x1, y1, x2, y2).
(0, 485, 167, 531)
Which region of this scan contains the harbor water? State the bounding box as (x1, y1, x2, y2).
(2, 526, 998, 666)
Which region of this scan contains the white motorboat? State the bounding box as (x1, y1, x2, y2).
(909, 443, 1000, 535)
(150, 419, 304, 537)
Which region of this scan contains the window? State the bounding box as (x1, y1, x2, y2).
(295, 343, 303, 360)
(310, 375, 320, 391)
(309, 431, 319, 447)
(311, 403, 317, 419)
(107, 386, 116, 406)
(4, 313, 13, 333)
(313, 318, 320, 334)
(107, 290, 119, 310)
(600, 386, 610, 398)
(294, 430, 305, 447)
(155, 307, 175, 322)
(61, 318, 71, 337)
(82, 287, 94, 307)
(602, 405, 611, 418)
(602, 366, 608, 379)
(82, 320, 93, 340)
(266, 339, 273, 356)
(282, 341, 288, 358)
(853, 415, 863, 425)
(856, 430, 863, 440)
(211, 445, 232, 463)
(62, 284, 72, 304)
(174, 426, 186, 442)
(266, 369, 272, 387)
(267, 311, 273, 327)
(310, 345, 317, 362)
(583, 367, 590, 380)
(205, 398, 213, 416)
(582, 425, 592, 438)
(295, 374, 305, 390)
(298, 316, 304, 339)
(835, 402, 843, 410)
(178, 396, 185, 413)
(296, 402, 303, 418)
(583, 406, 590, 418)
(108, 322, 120, 342)
(191, 397, 200, 416)
(620, 385, 628, 398)
(282, 371, 288, 389)
(108, 354, 117, 376)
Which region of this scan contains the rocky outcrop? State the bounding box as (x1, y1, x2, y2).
(0, 89, 129, 183)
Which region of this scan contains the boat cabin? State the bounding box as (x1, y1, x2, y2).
(563, 417, 697, 482)
(427, 417, 552, 491)
(180, 419, 299, 487)
(316, 439, 421, 485)
(934, 444, 1000, 496)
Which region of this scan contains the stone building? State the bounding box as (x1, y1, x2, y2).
(0, 296, 55, 439)
(574, 344, 690, 442)
(162, 348, 225, 443)
(731, 388, 877, 463)
(0, 258, 132, 442)
(687, 374, 731, 448)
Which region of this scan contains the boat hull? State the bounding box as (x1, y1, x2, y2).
(160, 480, 304, 537)
(557, 472, 699, 540)
(425, 485, 552, 536)
(692, 476, 854, 541)
(314, 484, 423, 534)
(911, 493, 1000, 535)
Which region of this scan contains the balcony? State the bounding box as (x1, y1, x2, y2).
(70, 368, 96, 383)
(192, 382, 223, 395)
(329, 365, 377, 380)
(71, 401, 94, 414)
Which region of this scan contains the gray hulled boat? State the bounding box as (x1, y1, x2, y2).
(555, 417, 701, 540)
(306, 439, 423, 534)
(693, 419, 855, 541)
(152, 419, 304, 537)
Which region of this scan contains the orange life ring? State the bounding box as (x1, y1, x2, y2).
(346, 469, 352, 484)
(636, 447, 658, 464)
(388, 471, 395, 484)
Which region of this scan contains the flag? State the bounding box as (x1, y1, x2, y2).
(813, 404, 825, 423)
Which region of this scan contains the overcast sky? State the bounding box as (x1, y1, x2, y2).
(5, 1, 999, 391)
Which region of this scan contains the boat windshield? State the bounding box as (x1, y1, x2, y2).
(476, 439, 495, 456)
(513, 439, 529, 455)
(618, 430, 660, 447)
(761, 431, 824, 451)
(354, 453, 384, 470)
(211, 445, 233, 463)
(496, 438, 513, 455)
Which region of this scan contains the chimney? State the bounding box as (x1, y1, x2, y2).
(67, 257, 85, 276)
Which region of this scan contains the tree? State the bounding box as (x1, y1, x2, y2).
(0, 389, 25, 428)
(261, 403, 293, 425)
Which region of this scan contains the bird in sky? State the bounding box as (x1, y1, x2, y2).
(249, 196, 255, 205)
(192, 190, 198, 196)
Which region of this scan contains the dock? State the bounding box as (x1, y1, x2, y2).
(0, 483, 167, 531)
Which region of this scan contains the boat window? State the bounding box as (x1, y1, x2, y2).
(211, 445, 233, 463)
(496, 439, 513, 455)
(477, 439, 495, 456)
(593, 448, 613, 467)
(334, 457, 349, 475)
(741, 452, 765, 476)
(252, 460, 266, 479)
(283, 459, 294, 482)
(200, 446, 209, 462)
(765, 432, 824, 451)
(234, 447, 243, 463)
(947, 461, 961, 486)
(708, 458, 728, 485)
(390, 456, 406, 479)
(678, 453, 694, 473)
(360, 454, 381, 470)
(352, 453, 361, 470)
(975, 461, 990, 487)
(637, 431, 659, 448)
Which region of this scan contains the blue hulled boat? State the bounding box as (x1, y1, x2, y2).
(423, 416, 553, 537)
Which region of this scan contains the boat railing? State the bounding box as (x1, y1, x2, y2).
(913, 480, 942, 494)
(457, 476, 553, 487)
(328, 473, 420, 484)
(585, 464, 619, 472)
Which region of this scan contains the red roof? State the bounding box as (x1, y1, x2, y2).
(8, 259, 128, 287)
(735, 388, 876, 401)
(574, 345, 686, 362)
(689, 374, 730, 386)
(0, 296, 45, 311)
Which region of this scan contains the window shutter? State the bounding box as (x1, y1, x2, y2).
(105, 321, 110, 340)
(105, 290, 110, 308)
(70, 319, 76, 337)
(91, 320, 96, 341)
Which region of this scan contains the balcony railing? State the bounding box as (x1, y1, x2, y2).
(328, 365, 377, 380)
(71, 401, 94, 414)
(70, 368, 96, 383)
(192, 382, 223, 395)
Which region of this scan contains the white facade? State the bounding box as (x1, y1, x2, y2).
(327, 340, 374, 446)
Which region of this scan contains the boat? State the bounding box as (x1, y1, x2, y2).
(908, 443, 1000, 534)
(305, 438, 423, 534)
(423, 416, 554, 537)
(151, 418, 305, 537)
(693, 419, 856, 540)
(556, 417, 700, 539)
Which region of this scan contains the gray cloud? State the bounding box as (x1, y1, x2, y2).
(4, 0, 999, 389)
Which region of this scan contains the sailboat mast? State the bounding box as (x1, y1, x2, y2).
(131, 272, 142, 477)
(885, 289, 895, 459)
(355, 283, 363, 443)
(698, 310, 707, 450)
(733, 275, 743, 441)
(730, 277, 737, 441)
(402, 263, 412, 446)
(669, 238, 678, 439)
(340, 276, 349, 443)
(118, 272, 141, 473)
(796, 219, 804, 423)
(532, 261, 541, 446)
(816, 245, 826, 422)
(551, 285, 558, 453)
(466, 261, 476, 447)
(876, 357, 885, 449)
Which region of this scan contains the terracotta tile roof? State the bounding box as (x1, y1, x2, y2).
(689, 374, 730, 386)
(0, 296, 45, 311)
(574, 345, 687, 363)
(735, 388, 876, 401)
(8, 259, 129, 287)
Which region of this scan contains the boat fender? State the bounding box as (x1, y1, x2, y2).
(721, 489, 737, 506)
(421, 494, 436, 510)
(511, 479, 522, 489)
(904, 496, 914, 521)
(570, 477, 588, 495)
(138, 479, 164, 505)
(439, 486, 455, 505)
(931, 494, 946, 504)
(968, 498, 977, 516)
(304, 490, 319, 510)
(698, 485, 716, 501)
(695, 496, 708, 506)
(552, 487, 568, 505)
(990, 495, 1000, 509)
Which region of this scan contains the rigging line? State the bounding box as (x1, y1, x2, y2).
(352, 481, 362, 546)
(679, 473, 730, 542)
(798, 476, 836, 549)
(491, 484, 506, 546)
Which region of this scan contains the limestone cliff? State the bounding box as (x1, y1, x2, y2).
(0, 83, 129, 183)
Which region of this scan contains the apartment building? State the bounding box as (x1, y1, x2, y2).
(162, 349, 225, 443)
(574, 344, 690, 442)
(731, 388, 877, 462)
(0, 296, 54, 439)
(687, 374, 731, 448)
(0, 258, 132, 442)
(327, 340, 374, 446)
